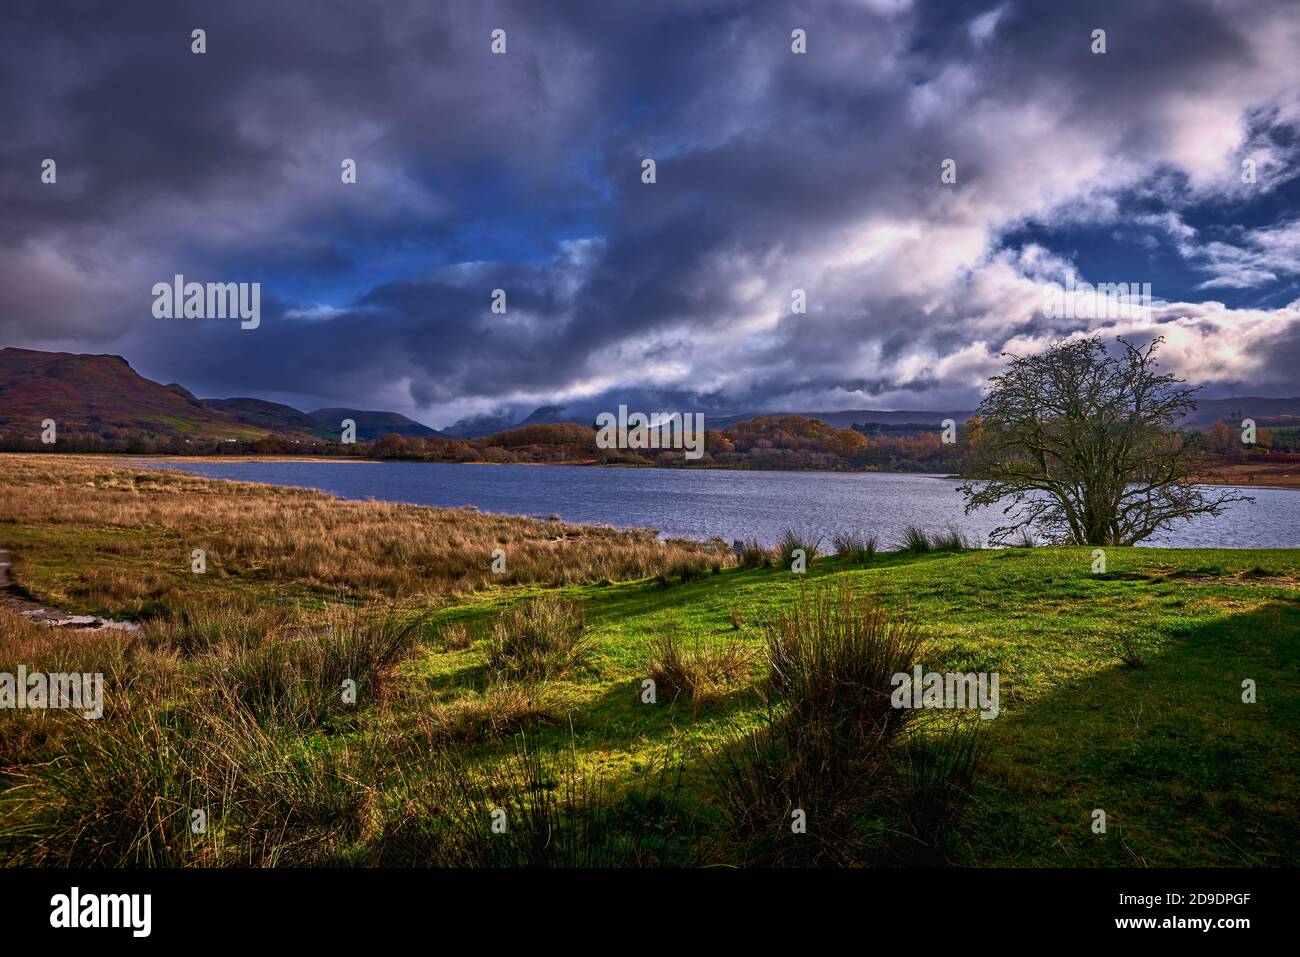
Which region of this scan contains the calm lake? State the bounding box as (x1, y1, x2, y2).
(141, 460, 1300, 549)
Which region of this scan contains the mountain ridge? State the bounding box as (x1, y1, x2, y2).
(0, 347, 442, 441)
(4, 347, 1298, 443)
(445, 399, 1300, 436)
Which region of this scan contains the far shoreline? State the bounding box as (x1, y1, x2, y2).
(5, 451, 1298, 493)
(133, 454, 1300, 492)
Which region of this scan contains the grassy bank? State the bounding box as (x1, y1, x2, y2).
(1, 455, 1296, 867)
(1193, 460, 1300, 490)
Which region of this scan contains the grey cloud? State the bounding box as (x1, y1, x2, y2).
(3, 0, 1300, 421)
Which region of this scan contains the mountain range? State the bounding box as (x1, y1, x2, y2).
(442, 400, 1300, 436)
(439, 404, 981, 437)
(3, 346, 1299, 442)
(0, 348, 443, 441)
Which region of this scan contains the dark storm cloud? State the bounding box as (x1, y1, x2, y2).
(2, 0, 1299, 424)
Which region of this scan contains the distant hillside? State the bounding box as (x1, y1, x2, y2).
(0, 347, 442, 442)
(308, 408, 444, 441)
(713, 409, 977, 431)
(0, 347, 268, 438)
(443, 404, 576, 438)
(444, 405, 977, 437)
(445, 400, 1300, 439)
(1177, 396, 1300, 429)
(441, 412, 518, 439)
(763, 400, 1300, 432)
(202, 397, 333, 439)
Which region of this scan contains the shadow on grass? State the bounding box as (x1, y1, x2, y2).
(965, 599, 1300, 866)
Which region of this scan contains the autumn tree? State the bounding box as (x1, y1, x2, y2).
(1208, 420, 1232, 452)
(371, 433, 412, 458)
(959, 336, 1249, 546)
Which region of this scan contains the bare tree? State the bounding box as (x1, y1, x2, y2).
(959, 336, 1249, 546)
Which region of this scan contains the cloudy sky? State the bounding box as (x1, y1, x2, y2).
(3, 0, 1299, 430)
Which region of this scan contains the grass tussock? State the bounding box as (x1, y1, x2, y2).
(206, 604, 426, 729)
(707, 584, 963, 865)
(774, 529, 821, 568)
(486, 597, 594, 681)
(658, 556, 713, 587)
(645, 626, 752, 707)
(0, 608, 180, 767)
(897, 525, 973, 554)
(896, 722, 989, 861)
(3, 703, 202, 866)
(832, 531, 878, 563)
(736, 540, 773, 569)
(898, 525, 934, 553)
(934, 527, 975, 551)
(2, 696, 368, 867)
(765, 585, 925, 738)
(435, 620, 475, 651)
(142, 597, 283, 656)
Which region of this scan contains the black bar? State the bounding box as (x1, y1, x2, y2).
(0, 867, 1282, 942)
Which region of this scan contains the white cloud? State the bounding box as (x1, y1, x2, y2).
(969, 4, 1009, 46)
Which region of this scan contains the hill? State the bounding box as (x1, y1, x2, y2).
(1177, 396, 1300, 429)
(442, 404, 575, 438)
(447, 399, 1300, 439)
(308, 407, 444, 440)
(201, 397, 333, 439)
(440, 411, 518, 438)
(0, 347, 440, 443)
(444, 405, 981, 437)
(0, 347, 266, 438)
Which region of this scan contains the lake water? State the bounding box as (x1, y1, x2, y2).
(140, 460, 1300, 549)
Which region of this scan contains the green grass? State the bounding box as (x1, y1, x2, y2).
(385, 546, 1300, 866)
(4, 502, 1298, 865)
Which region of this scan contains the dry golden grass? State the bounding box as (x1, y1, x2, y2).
(0, 594, 417, 865)
(0, 454, 732, 611)
(0, 606, 182, 770)
(0, 456, 741, 865)
(1194, 460, 1300, 490)
(434, 620, 475, 651)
